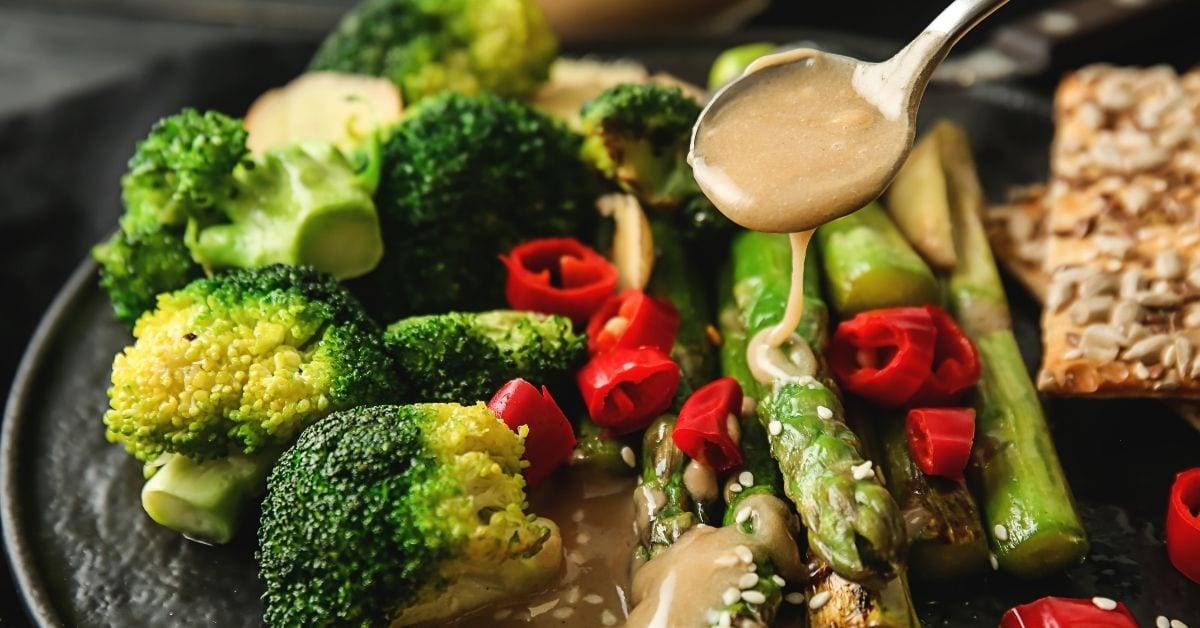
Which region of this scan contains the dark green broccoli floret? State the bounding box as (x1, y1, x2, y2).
(104, 265, 400, 542)
(352, 93, 598, 319)
(385, 310, 585, 403)
(92, 230, 204, 326)
(94, 109, 385, 326)
(580, 83, 703, 208)
(259, 403, 561, 626)
(580, 83, 736, 248)
(310, 0, 557, 104)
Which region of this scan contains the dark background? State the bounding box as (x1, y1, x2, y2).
(1, 0, 1197, 624)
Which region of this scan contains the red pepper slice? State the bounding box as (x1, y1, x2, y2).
(908, 305, 982, 406)
(906, 407, 975, 481)
(501, 238, 618, 324)
(829, 307, 938, 408)
(487, 378, 576, 488)
(576, 347, 680, 435)
(586, 290, 680, 356)
(1166, 467, 1200, 584)
(1000, 596, 1137, 628)
(673, 377, 745, 471)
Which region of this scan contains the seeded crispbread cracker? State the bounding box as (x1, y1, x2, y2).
(985, 188, 1200, 430)
(1037, 65, 1200, 397)
(984, 185, 1051, 302)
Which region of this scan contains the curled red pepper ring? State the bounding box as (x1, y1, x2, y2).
(586, 290, 680, 356)
(1166, 467, 1200, 584)
(906, 407, 975, 481)
(576, 347, 680, 435)
(908, 305, 981, 406)
(1000, 596, 1137, 628)
(673, 377, 744, 471)
(501, 238, 618, 324)
(487, 378, 576, 488)
(829, 307, 937, 408)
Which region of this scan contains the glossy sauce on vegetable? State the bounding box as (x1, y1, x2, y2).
(625, 494, 804, 627)
(746, 231, 818, 385)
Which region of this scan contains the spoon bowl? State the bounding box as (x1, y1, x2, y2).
(689, 0, 1009, 233)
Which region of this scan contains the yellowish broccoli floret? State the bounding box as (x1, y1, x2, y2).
(259, 403, 562, 626)
(103, 264, 398, 463)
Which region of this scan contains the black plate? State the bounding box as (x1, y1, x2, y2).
(3, 33, 1199, 627)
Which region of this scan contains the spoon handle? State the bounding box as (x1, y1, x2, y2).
(885, 0, 1010, 95)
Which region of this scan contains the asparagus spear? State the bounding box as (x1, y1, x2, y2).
(647, 217, 719, 396)
(720, 264, 919, 627)
(894, 121, 1088, 578)
(633, 415, 699, 560)
(818, 205, 991, 581)
(730, 230, 907, 586)
(570, 415, 637, 474)
(816, 202, 942, 316)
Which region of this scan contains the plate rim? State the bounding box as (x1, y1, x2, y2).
(3, 256, 98, 627)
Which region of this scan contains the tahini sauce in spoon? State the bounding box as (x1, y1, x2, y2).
(690, 45, 929, 383)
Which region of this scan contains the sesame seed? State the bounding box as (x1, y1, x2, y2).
(568, 551, 586, 564)
(715, 554, 739, 567)
(1091, 597, 1117, 611)
(734, 545, 754, 564)
(768, 420, 782, 435)
(571, 509, 584, 523)
(1170, 621, 1188, 628)
(620, 446, 636, 468)
(851, 460, 874, 481)
(748, 562, 757, 572)
(576, 532, 591, 545)
(808, 591, 832, 610)
(722, 587, 741, 606)
(729, 482, 744, 493)
(735, 508, 752, 524)
(552, 607, 575, 620)
(739, 471, 755, 486)
(717, 611, 732, 628)
(601, 609, 618, 626)
(785, 592, 806, 605)
(771, 575, 786, 587)
(817, 405, 833, 420)
(994, 524, 1009, 541)
(798, 375, 815, 385)
(583, 594, 604, 605)
(738, 573, 759, 589)
(529, 599, 559, 618)
(742, 590, 767, 605)
(988, 553, 999, 571)
(493, 608, 512, 620)
(1156, 617, 1170, 628)
(565, 586, 580, 604)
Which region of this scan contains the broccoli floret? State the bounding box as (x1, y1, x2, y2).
(105, 264, 397, 462)
(259, 403, 562, 626)
(95, 109, 385, 325)
(580, 83, 702, 208)
(310, 0, 557, 104)
(580, 83, 737, 249)
(120, 108, 248, 236)
(352, 93, 597, 318)
(385, 310, 585, 403)
(92, 230, 205, 326)
(104, 265, 400, 542)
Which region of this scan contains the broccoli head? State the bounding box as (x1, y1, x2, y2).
(385, 310, 585, 403)
(104, 264, 398, 463)
(95, 109, 385, 325)
(92, 230, 205, 326)
(310, 0, 557, 103)
(580, 83, 702, 208)
(351, 92, 598, 318)
(259, 403, 562, 626)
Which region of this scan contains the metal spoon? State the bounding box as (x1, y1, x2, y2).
(690, 0, 1009, 233)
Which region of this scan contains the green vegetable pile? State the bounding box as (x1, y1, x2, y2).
(84, 5, 1092, 625)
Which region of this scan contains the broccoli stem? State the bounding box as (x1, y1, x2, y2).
(141, 448, 281, 545)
